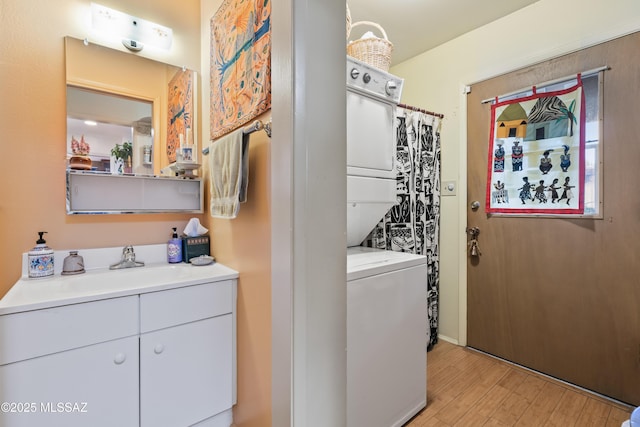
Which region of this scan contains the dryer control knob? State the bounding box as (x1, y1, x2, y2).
(350, 68, 360, 79)
(386, 80, 397, 95)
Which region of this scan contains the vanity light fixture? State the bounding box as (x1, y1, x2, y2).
(84, 120, 97, 126)
(90, 3, 173, 52)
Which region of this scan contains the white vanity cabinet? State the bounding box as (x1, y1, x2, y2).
(139, 281, 235, 427)
(0, 269, 237, 427)
(0, 296, 140, 427)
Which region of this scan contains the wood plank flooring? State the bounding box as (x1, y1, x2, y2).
(405, 341, 633, 426)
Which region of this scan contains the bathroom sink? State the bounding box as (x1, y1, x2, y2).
(0, 244, 238, 315)
(61, 263, 203, 294)
(1, 261, 238, 315)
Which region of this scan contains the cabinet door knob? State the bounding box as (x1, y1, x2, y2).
(114, 352, 127, 365)
(154, 344, 165, 354)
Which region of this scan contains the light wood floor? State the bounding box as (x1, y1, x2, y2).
(405, 341, 633, 426)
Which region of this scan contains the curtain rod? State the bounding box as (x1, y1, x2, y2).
(397, 103, 445, 119)
(480, 65, 610, 104)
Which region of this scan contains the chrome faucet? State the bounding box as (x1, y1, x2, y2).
(109, 245, 145, 270)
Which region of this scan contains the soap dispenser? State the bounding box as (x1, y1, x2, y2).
(28, 231, 54, 278)
(167, 227, 182, 263)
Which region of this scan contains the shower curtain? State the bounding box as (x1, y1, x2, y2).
(364, 108, 442, 350)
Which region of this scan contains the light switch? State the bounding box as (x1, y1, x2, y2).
(442, 180, 457, 196)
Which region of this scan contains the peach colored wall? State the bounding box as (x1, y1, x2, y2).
(2, 2, 272, 425)
(200, 1, 273, 425)
(0, 0, 201, 297)
(204, 123, 272, 426)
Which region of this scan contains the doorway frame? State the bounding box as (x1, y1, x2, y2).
(271, 1, 347, 426)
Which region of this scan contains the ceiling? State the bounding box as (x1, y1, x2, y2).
(347, 0, 540, 65)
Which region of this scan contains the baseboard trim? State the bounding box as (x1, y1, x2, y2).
(437, 334, 459, 346)
(467, 346, 635, 411)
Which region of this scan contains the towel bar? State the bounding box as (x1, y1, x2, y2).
(202, 119, 272, 155)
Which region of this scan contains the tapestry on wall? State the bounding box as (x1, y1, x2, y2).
(486, 76, 585, 215)
(210, 0, 271, 140)
(364, 108, 442, 351)
(167, 69, 195, 163)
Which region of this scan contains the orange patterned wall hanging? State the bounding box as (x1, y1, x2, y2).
(210, 0, 271, 139)
(167, 69, 195, 163)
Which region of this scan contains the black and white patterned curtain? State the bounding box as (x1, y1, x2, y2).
(364, 108, 442, 350)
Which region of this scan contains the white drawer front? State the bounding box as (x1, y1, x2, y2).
(140, 281, 233, 332)
(0, 296, 139, 365)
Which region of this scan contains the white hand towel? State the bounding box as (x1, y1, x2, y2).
(209, 129, 249, 218)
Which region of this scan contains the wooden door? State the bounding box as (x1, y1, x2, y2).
(466, 32, 640, 405)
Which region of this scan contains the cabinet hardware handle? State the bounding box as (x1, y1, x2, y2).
(154, 344, 165, 354)
(114, 352, 127, 364)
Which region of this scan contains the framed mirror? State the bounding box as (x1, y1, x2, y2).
(64, 36, 202, 214)
(65, 36, 198, 175)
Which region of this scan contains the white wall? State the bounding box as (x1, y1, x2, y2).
(391, 0, 640, 345)
(270, 0, 348, 424)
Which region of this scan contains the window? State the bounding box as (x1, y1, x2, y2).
(581, 73, 601, 216)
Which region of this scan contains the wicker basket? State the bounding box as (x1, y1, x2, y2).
(347, 21, 393, 72)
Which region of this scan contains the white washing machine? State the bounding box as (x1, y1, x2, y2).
(347, 247, 427, 427)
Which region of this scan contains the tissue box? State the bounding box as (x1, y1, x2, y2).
(182, 235, 210, 262)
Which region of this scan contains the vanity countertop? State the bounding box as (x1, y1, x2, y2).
(0, 244, 238, 315)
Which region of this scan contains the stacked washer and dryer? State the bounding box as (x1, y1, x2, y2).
(346, 56, 429, 427)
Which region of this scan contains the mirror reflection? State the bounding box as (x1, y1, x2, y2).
(65, 36, 198, 176)
(66, 86, 153, 174)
